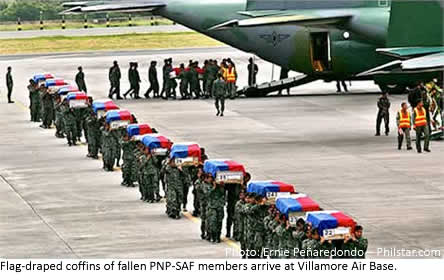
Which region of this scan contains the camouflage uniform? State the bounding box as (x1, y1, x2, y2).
(41, 90, 54, 128)
(301, 238, 320, 259)
(196, 180, 212, 238)
(164, 165, 186, 217)
(207, 185, 225, 242)
(63, 108, 77, 145)
(271, 223, 285, 259)
(54, 101, 66, 138)
(233, 199, 245, 241)
(342, 237, 368, 259)
(121, 139, 137, 186)
(252, 204, 268, 257)
(263, 213, 274, 249)
(102, 128, 119, 170)
(86, 114, 101, 158)
(29, 85, 41, 122)
(243, 203, 256, 252)
(142, 155, 159, 202)
(137, 152, 147, 199)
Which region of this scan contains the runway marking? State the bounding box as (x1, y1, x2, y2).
(182, 211, 241, 250)
(0, 174, 79, 257)
(15, 100, 29, 112)
(13, 98, 241, 253)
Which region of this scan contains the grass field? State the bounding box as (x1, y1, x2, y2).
(0, 32, 223, 54)
(0, 18, 173, 31)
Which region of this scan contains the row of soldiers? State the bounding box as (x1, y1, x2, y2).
(108, 58, 240, 101)
(191, 172, 368, 257)
(26, 71, 368, 258)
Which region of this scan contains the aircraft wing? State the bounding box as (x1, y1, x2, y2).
(61, 1, 166, 14)
(357, 48, 444, 77)
(208, 11, 352, 30)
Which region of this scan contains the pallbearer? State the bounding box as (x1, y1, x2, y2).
(140, 134, 172, 203)
(170, 143, 201, 213)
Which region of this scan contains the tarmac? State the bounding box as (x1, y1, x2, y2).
(0, 47, 443, 259)
(0, 25, 190, 39)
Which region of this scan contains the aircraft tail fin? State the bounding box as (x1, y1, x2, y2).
(387, 0, 443, 47)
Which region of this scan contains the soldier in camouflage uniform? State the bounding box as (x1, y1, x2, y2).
(263, 204, 276, 251)
(102, 123, 119, 171)
(135, 142, 146, 199)
(270, 212, 285, 259)
(40, 86, 54, 129)
(141, 147, 159, 203)
(28, 79, 41, 122)
(164, 160, 187, 219)
(251, 195, 268, 258)
(243, 195, 257, 253)
(121, 133, 137, 187)
(86, 111, 101, 159)
(233, 190, 246, 241)
(288, 218, 306, 258)
(342, 225, 368, 258)
(54, 95, 65, 138)
(63, 105, 78, 146)
(196, 169, 211, 239)
(207, 176, 225, 243)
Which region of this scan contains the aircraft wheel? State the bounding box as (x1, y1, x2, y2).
(378, 84, 406, 95)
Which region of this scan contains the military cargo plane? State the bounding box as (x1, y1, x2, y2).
(62, 0, 444, 97)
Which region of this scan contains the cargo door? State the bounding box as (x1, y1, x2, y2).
(310, 32, 332, 72)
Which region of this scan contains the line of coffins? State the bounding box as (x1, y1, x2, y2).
(33, 73, 360, 244)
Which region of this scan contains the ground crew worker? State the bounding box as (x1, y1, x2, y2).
(75, 66, 87, 93)
(40, 85, 54, 129)
(413, 100, 431, 153)
(28, 79, 41, 122)
(54, 95, 65, 138)
(145, 61, 159, 98)
(233, 190, 246, 241)
(212, 73, 227, 117)
(164, 159, 186, 219)
(63, 104, 78, 146)
(342, 225, 368, 258)
(247, 57, 259, 86)
(177, 64, 189, 99)
(207, 176, 225, 243)
(375, 92, 391, 136)
(6, 66, 14, 103)
(226, 61, 237, 99)
(109, 61, 122, 100)
(397, 102, 412, 150)
(86, 110, 101, 159)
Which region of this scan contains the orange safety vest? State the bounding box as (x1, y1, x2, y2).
(226, 67, 236, 83)
(414, 107, 427, 127)
(220, 66, 227, 80)
(398, 110, 411, 129)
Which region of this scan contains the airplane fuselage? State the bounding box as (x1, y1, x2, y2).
(156, 0, 394, 81)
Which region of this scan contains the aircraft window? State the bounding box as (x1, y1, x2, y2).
(378, 0, 388, 7)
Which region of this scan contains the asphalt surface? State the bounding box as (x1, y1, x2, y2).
(0, 25, 190, 39)
(0, 48, 442, 259)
